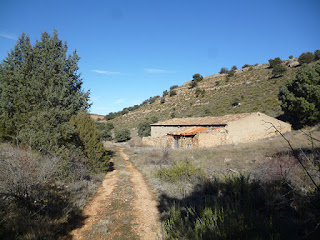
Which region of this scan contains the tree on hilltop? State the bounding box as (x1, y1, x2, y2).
(193, 73, 203, 82)
(268, 57, 282, 68)
(298, 52, 315, 65)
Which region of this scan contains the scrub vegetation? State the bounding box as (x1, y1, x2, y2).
(0, 31, 111, 239)
(105, 51, 320, 132)
(128, 127, 320, 239)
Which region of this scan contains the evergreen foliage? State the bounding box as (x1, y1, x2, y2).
(70, 111, 111, 172)
(138, 116, 158, 137)
(0, 31, 89, 152)
(115, 128, 131, 142)
(268, 57, 282, 68)
(298, 52, 315, 65)
(189, 80, 198, 89)
(95, 122, 114, 141)
(169, 90, 177, 96)
(228, 66, 237, 77)
(219, 67, 229, 74)
(314, 50, 320, 61)
(192, 73, 203, 82)
(279, 62, 320, 127)
(242, 64, 251, 68)
(170, 85, 178, 90)
(138, 122, 151, 137)
(272, 64, 287, 77)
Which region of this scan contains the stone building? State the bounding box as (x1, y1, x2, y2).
(142, 112, 291, 149)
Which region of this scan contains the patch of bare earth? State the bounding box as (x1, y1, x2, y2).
(65, 148, 162, 240)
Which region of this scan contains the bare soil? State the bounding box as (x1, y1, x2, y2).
(66, 148, 162, 240)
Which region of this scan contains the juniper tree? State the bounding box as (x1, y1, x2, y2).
(279, 63, 320, 127)
(0, 30, 90, 151)
(192, 73, 203, 82)
(298, 52, 315, 65)
(268, 57, 282, 68)
(69, 111, 110, 172)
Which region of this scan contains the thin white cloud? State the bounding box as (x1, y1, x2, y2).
(144, 68, 175, 74)
(115, 98, 126, 105)
(92, 69, 120, 75)
(0, 32, 17, 40)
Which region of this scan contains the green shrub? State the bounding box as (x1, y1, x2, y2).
(155, 160, 204, 182)
(219, 67, 229, 74)
(189, 80, 198, 89)
(160, 98, 166, 104)
(279, 62, 320, 128)
(95, 122, 114, 141)
(242, 64, 251, 68)
(232, 97, 240, 106)
(70, 111, 111, 172)
(170, 85, 179, 90)
(289, 55, 293, 59)
(162, 176, 301, 240)
(101, 130, 113, 141)
(170, 90, 177, 96)
(269, 57, 282, 68)
(195, 88, 205, 98)
(192, 73, 203, 82)
(138, 121, 151, 137)
(115, 128, 131, 142)
(163, 90, 168, 97)
(315, 50, 320, 61)
(272, 64, 287, 77)
(298, 52, 315, 65)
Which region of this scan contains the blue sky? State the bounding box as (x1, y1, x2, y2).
(1, 0, 319, 115)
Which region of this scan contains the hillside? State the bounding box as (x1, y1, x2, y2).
(105, 58, 303, 130)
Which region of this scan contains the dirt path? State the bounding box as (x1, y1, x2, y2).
(120, 150, 163, 240)
(67, 148, 162, 240)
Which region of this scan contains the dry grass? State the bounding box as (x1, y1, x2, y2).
(127, 127, 320, 199)
(126, 127, 320, 239)
(0, 143, 104, 240)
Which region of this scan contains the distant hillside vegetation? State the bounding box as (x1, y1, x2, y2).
(104, 57, 316, 130)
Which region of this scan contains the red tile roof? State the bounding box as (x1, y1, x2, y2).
(168, 126, 224, 136)
(152, 113, 251, 126)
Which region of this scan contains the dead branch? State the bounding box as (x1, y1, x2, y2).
(263, 121, 320, 192)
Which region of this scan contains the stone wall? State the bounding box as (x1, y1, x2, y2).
(142, 135, 174, 148)
(151, 126, 180, 137)
(195, 128, 228, 148)
(225, 112, 291, 145)
(176, 136, 194, 149)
